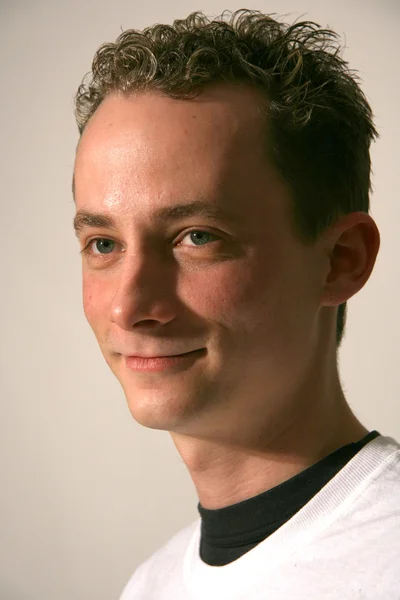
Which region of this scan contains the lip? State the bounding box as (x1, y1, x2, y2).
(125, 349, 206, 372)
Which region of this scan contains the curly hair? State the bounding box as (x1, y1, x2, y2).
(74, 9, 378, 349)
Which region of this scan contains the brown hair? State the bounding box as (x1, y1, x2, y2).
(74, 9, 378, 348)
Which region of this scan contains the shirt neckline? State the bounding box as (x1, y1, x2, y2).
(183, 434, 400, 596)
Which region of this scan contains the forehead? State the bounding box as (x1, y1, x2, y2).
(80, 82, 265, 141)
(75, 83, 267, 178)
(73, 84, 291, 234)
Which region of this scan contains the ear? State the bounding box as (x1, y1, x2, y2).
(319, 212, 380, 307)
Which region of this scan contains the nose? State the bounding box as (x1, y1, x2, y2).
(110, 251, 178, 330)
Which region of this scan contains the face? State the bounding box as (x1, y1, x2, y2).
(73, 84, 326, 445)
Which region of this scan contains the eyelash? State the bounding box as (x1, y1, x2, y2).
(80, 230, 221, 258)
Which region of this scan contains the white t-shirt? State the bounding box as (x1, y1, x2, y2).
(119, 435, 400, 599)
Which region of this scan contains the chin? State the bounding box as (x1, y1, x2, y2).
(123, 373, 220, 433)
(122, 384, 192, 431)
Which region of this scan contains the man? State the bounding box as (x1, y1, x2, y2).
(72, 9, 399, 599)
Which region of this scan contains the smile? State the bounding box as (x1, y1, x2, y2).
(125, 349, 206, 372)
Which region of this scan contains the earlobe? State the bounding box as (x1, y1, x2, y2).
(320, 288, 343, 308)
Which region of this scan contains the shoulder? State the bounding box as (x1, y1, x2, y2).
(118, 518, 200, 600)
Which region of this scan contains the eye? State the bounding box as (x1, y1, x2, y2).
(81, 238, 116, 256)
(178, 230, 221, 247)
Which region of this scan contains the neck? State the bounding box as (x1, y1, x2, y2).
(170, 367, 368, 510)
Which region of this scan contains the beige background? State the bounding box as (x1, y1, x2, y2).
(1, 0, 399, 599)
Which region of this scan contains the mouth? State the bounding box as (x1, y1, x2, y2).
(125, 348, 206, 372)
(127, 348, 205, 359)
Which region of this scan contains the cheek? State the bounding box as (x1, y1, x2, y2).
(182, 260, 272, 326)
(186, 254, 310, 349)
(82, 273, 110, 327)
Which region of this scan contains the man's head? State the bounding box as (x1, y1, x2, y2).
(72, 10, 380, 442)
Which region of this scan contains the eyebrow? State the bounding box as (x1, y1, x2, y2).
(73, 201, 243, 237)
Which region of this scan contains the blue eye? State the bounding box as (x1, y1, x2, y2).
(81, 238, 116, 257)
(81, 230, 221, 260)
(181, 231, 219, 246)
(92, 239, 115, 254)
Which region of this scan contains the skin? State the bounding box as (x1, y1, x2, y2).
(73, 83, 380, 509)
